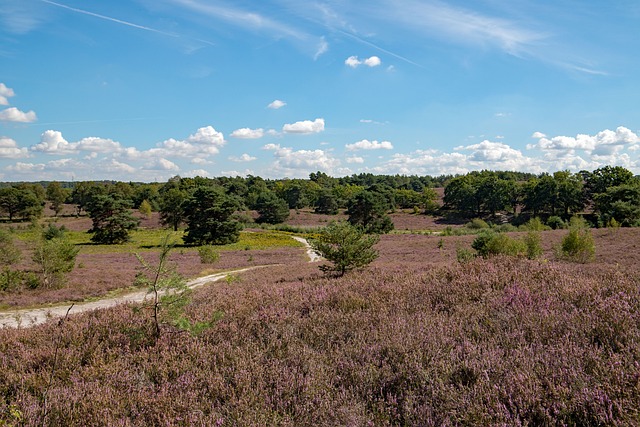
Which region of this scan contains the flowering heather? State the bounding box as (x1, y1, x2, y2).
(2, 251, 640, 425)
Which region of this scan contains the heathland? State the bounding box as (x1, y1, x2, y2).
(1, 169, 640, 425)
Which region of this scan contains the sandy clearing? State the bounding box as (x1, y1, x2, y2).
(292, 236, 322, 262)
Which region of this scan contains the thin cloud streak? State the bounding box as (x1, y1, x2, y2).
(39, 0, 215, 46)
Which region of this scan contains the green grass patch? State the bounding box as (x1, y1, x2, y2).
(14, 228, 302, 254)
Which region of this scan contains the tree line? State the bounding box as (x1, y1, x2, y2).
(443, 166, 640, 226)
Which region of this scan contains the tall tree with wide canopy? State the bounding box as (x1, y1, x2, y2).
(183, 186, 242, 245)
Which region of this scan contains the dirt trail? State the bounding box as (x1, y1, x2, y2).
(0, 237, 321, 329)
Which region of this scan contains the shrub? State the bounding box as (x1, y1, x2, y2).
(521, 217, 549, 231)
(43, 223, 67, 240)
(310, 221, 379, 276)
(546, 216, 566, 230)
(197, 245, 220, 264)
(472, 231, 526, 258)
(559, 228, 595, 263)
(456, 246, 476, 263)
(524, 231, 543, 259)
(466, 218, 489, 229)
(31, 238, 79, 288)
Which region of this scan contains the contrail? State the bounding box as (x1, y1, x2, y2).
(39, 0, 215, 46)
(28, 117, 163, 126)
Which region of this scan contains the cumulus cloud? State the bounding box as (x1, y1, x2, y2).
(345, 55, 382, 68)
(267, 99, 286, 109)
(532, 131, 546, 139)
(31, 130, 121, 155)
(0, 137, 29, 158)
(0, 107, 37, 123)
(528, 126, 640, 156)
(345, 139, 394, 151)
(151, 126, 225, 158)
(0, 83, 15, 105)
(230, 128, 265, 139)
(346, 156, 365, 164)
(282, 118, 325, 134)
(229, 153, 257, 162)
(6, 162, 46, 173)
(263, 143, 340, 178)
(150, 158, 180, 171)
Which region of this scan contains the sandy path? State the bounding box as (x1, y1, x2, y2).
(0, 237, 322, 329)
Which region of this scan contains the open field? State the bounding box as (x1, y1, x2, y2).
(1, 212, 640, 425)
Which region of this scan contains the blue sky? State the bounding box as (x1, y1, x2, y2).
(1, 0, 639, 181)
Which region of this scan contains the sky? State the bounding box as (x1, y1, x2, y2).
(1, 0, 639, 182)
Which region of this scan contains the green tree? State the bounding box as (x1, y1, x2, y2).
(46, 181, 70, 217)
(255, 191, 290, 224)
(0, 187, 20, 221)
(159, 188, 188, 231)
(443, 175, 479, 216)
(314, 189, 339, 215)
(347, 190, 394, 234)
(583, 166, 634, 202)
(138, 199, 153, 219)
(87, 194, 139, 244)
(310, 221, 379, 276)
(554, 171, 585, 217)
(0, 230, 21, 291)
(32, 238, 79, 289)
(183, 186, 241, 245)
(594, 182, 640, 226)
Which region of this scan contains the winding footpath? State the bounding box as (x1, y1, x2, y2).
(0, 236, 320, 329)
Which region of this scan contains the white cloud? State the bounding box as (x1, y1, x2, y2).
(0, 137, 28, 159)
(345, 139, 393, 151)
(282, 118, 325, 134)
(0, 107, 37, 123)
(345, 55, 382, 68)
(220, 169, 254, 177)
(151, 158, 180, 171)
(183, 169, 211, 178)
(364, 56, 381, 67)
(31, 130, 75, 154)
(0, 83, 15, 105)
(528, 126, 640, 156)
(346, 156, 365, 164)
(263, 143, 340, 178)
(267, 99, 287, 109)
(532, 131, 546, 139)
(314, 37, 329, 60)
(230, 127, 265, 139)
(229, 153, 257, 162)
(103, 159, 136, 174)
(6, 162, 45, 173)
(153, 126, 226, 157)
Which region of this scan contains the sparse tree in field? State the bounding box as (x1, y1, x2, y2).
(46, 182, 69, 217)
(310, 221, 379, 276)
(32, 237, 79, 289)
(138, 199, 153, 219)
(0, 230, 21, 291)
(255, 191, 290, 224)
(347, 190, 394, 234)
(183, 186, 242, 245)
(86, 194, 139, 244)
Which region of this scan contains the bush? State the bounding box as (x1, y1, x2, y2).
(197, 245, 220, 264)
(43, 223, 67, 240)
(472, 231, 526, 258)
(31, 238, 79, 288)
(559, 228, 595, 263)
(466, 218, 490, 229)
(456, 246, 476, 263)
(524, 231, 543, 259)
(521, 217, 550, 231)
(310, 221, 379, 276)
(546, 216, 566, 230)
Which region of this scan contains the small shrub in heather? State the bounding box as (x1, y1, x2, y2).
(197, 245, 220, 264)
(546, 215, 567, 229)
(466, 218, 490, 229)
(560, 227, 595, 263)
(472, 230, 526, 258)
(524, 230, 543, 259)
